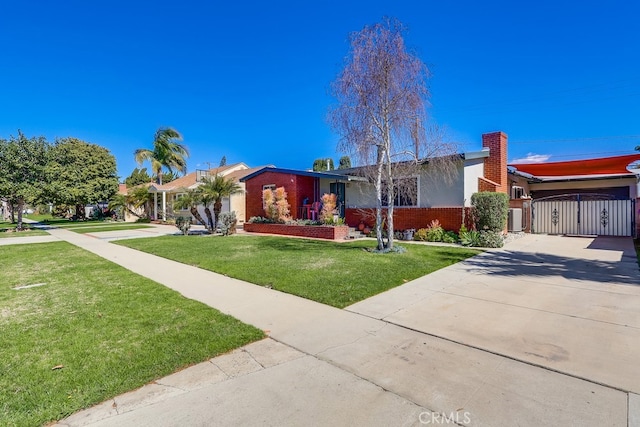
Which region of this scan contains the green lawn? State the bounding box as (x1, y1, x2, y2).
(117, 235, 480, 308)
(24, 215, 154, 234)
(68, 224, 154, 234)
(0, 220, 49, 238)
(0, 242, 264, 427)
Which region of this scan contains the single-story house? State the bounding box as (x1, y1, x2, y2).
(241, 132, 510, 231)
(509, 154, 640, 236)
(123, 162, 271, 225)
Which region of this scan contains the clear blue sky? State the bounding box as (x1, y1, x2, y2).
(1, 1, 638, 179)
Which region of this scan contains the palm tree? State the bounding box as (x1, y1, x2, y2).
(198, 174, 243, 231)
(108, 186, 153, 219)
(172, 190, 207, 227)
(134, 127, 189, 185)
(198, 189, 216, 232)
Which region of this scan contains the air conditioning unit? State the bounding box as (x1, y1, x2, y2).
(511, 186, 525, 199)
(508, 208, 523, 232)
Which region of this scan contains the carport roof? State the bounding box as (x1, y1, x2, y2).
(510, 154, 640, 181)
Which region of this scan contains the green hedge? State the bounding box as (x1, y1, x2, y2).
(471, 192, 509, 232)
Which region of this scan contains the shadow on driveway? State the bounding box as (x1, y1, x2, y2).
(463, 236, 640, 286)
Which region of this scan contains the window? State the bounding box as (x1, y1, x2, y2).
(262, 184, 276, 191)
(381, 177, 418, 207)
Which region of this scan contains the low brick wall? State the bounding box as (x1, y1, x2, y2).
(244, 223, 350, 240)
(345, 207, 474, 232)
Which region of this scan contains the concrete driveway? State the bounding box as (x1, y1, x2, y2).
(47, 230, 638, 426)
(348, 234, 640, 394)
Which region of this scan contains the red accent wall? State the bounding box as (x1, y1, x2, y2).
(244, 223, 350, 240)
(244, 171, 318, 220)
(482, 132, 508, 194)
(346, 207, 474, 232)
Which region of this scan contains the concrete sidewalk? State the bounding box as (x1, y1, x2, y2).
(43, 229, 633, 426)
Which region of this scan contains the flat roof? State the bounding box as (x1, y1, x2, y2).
(239, 167, 368, 182)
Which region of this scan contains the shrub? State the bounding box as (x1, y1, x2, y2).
(320, 193, 337, 224)
(175, 216, 191, 235)
(274, 187, 291, 221)
(135, 217, 151, 223)
(414, 228, 429, 241)
(262, 187, 291, 222)
(442, 231, 459, 244)
(471, 192, 509, 232)
(459, 230, 481, 247)
(478, 230, 504, 248)
(426, 219, 445, 242)
(248, 216, 273, 224)
(262, 189, 278, 221)
(218, 211, 237, 236)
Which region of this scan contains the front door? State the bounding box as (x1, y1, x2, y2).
(330, 182, 345, 218)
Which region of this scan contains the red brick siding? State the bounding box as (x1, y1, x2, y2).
(244, 172, 296, 219)
(244, 172, 319, 220)
(478, 178, 499, 192)
(346, 207, 474, 232)
(482, 132, 508, 194)
(244, 223, 349, 240)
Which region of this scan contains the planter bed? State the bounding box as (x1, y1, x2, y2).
(244, 222, 349, 240)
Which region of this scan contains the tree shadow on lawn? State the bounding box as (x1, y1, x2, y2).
(462, 249, 640, 286)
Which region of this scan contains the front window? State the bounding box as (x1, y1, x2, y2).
(381, 177, 418, 207)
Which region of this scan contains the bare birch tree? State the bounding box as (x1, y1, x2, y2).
(329, 18, 456, 250)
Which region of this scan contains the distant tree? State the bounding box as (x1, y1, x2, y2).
(219, 155, 227, 167)
(134, 127, 189, 185)
(0, 131, 49, 229)
(198, 175, 243, 232)
(172, 190, 207, 227)
(124, 167, 152, 187)
(312, 158, 335, 171)
(47, 138, 119, 219)
(155, 171, 178, 183)
(338, 156, 352, 169)
(328, 18, 457, 251)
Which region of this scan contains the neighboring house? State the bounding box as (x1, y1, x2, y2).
(241, 132, 509, 231)
(509, 154, 640, 236)
(147, 162, 271, 225)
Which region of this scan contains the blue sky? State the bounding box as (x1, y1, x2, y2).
(1, 1, 638, 179)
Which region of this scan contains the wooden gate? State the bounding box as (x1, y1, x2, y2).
(532, 195, 635, 237)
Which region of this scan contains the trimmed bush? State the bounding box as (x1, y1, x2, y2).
(471, 192, 509, 231)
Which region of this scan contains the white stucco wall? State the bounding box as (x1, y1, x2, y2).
(335, 162, 465, 209)
(420, 163, 464, 207)
(463, 159, 485, 206)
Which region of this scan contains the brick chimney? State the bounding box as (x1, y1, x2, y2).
(481, 131, 508, 194)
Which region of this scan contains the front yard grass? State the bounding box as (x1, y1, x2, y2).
(117, 235, 480, 308)
(0, 242, 264, 427)
(0, 220, 49, 238)
(68, 224, 153, 234)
